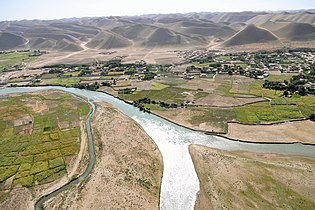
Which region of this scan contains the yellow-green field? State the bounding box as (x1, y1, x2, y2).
(44, 78, 81, 86)
(0, 52, 36, 71)
(0, 91, 89, 189)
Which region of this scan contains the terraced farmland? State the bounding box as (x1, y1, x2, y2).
(0, 90, 89, 190)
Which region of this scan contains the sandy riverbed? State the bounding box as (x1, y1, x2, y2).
(43, 102, 163, 209)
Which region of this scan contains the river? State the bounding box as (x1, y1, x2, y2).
(1, 87, 315, 210)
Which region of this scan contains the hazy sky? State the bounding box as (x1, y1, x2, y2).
(1, 0, 315, 21)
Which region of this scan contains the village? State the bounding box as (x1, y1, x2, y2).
(0, 49, 314, 97)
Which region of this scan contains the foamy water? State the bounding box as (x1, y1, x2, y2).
(133, 117, 200, 210)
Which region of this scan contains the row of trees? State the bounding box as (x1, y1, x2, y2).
(133, 97, 184, 112)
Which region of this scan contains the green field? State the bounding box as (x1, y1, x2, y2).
(0, 52, 35, 71)
(0, 91, 89, 188)
(189, 107, 235, 132)
(287, 95, 315, 118)
(267, 74, 296, 82)
(45, 78, 81, 86)
(151, 82, 169, 90)
(234, 101, 304, 123)
(215, 77, 233, 97)
(62, 71, 81, 77)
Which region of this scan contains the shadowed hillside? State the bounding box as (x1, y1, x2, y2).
(223, 24, 279, 46)
(0, 32, 27, 50)
(275, 23, 315, 41)
(86, 30, 133, 49)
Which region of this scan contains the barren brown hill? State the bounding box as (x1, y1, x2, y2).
(210, 12, 265, 23)
(275, 22, 315, 41)
(247, 12, 315, 25)
(0, 10, 314, 52)
(86, 30, 133, 49)
(111, 24, 156, 40)
(223, 24, 279, 46)
(179, 25, 235, 38)
(143, 27, 206, 46)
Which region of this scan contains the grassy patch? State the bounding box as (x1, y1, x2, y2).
(13, 175, 34, 187)
(249, 80, 283, 98)
(30, 161, 49, 174)
(151, 82, 169, 90)
(0, 165, 19, 182)
(216, 55, 231, 61)
(267, 74, 296, 82)
(62, 71, 81, 77)
(234, 102, 303, 123)
(0, 52, 34, 71)
(49, 157, 64, 168)
(287, 95, 315, 118)
(194, 92, 209, 99)
(189, 107, 235, 132)
(45, 78, 81, 86)
(41, 73, 59, 79)
(214, 75, 233, 96)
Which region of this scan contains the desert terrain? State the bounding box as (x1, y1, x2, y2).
(1, 11, 315, 66)
(43, 102, 163, 209)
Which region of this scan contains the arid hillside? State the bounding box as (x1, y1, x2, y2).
(1, 10, 314, 52)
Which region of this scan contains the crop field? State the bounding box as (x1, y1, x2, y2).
(214, 76, 233, 97)
(123, 74, 313, 129)
(0, 52, 35, 71)
(44, 78, 81, 86)
(286, 95, 315, 118)
(150, 82, 169, 90)
(189, 107, 235, 132)
(267, 74, 296, 82)
(0, 91, 89, 189)
(62, 71, 81, 77)
(219, 75, 284, 98)
(234, 101, 304, 123)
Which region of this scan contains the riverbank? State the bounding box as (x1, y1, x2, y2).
(189, 144, 315, 210)
(43, 102, 163, 209)
(5, 84, 315, 145)
(225, 120, 315, 145)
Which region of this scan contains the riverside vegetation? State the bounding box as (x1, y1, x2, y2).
(1, 49, 315, 133)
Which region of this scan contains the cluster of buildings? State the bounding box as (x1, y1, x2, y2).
(182, 49, 315, 80)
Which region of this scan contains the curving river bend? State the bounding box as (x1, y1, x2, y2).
(1, 87, 315, 210)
